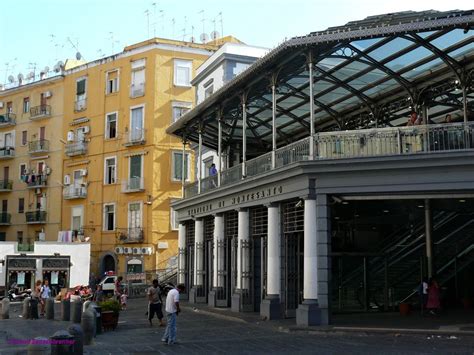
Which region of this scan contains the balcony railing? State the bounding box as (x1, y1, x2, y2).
(65, 141, 88, 156)
(17, 244, 34, 252)
(25, 210, 47, 224)
(118, 228, 144, 243)
(0, 180, 13, 191)
(28, 139, 49, 154)
(122, 177, 145, 192)
(0, 212, 11, 224)
(0, 113, 16, 126)
(25, 175, 47, 189)
(184, 122, 474, 198)
(63, 184, 87, 199)
(124, 128, 146, 146)
(130, 83, 145, 98)
(0, 147, 15, 159)
(74, 98, 87, 112)
(29, 105, 51, 119)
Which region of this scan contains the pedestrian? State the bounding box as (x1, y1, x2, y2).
(121, 288, 128, 310)
(93, 284, 104, 302)
(40, 279, 51, 316)
(114, 276, 123, 301)
(417, 278, 428, 314)
(147, 279, 165, 326)
(406, 111, 421, 126)
(427, 277, 441, 315)
(209, 163, 217, 176)
(162, 283, 185, 345)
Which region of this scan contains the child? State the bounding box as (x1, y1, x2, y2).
(120, 289, 128, 310)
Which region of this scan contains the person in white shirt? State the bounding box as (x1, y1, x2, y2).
(161, 284, 185, 345)
(40, 279, 51, 316)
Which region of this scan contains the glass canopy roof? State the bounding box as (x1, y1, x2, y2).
(168, 10, 474, 156)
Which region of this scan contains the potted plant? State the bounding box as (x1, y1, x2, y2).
(98, 299, 120, 331)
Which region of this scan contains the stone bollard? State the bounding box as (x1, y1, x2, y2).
(27, 336, 50, 355)
(29, 298, 39, 319)
(81, 308, 96, 345)
(1, 298, 10, 319)
(82, 300, 91, 313)
(70, 300, 82, 323)
(23, 297, 31, 319)
(46, 298, 54, 320)
(67, 324, 84, 355)
(62, 299, 70, 321)
(50, 330, 75, 355)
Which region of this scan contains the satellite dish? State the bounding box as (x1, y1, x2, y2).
(189, 36, 196, 43)
(200, 33, 209, 43)
(44, 66, 50, 73)
(18, 73, 24, 81)
(76, 52, 82, 60)
(210, 31, 220, 40)
(57, 60, 64, 68)
(27, 72, 35, 80)
(8, 75, 14, 83)
(53, 64, 60, 73)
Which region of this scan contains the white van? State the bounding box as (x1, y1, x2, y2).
(99, 275, 117, 295)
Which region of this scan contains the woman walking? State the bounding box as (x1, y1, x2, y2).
(427, 277, 441, 315)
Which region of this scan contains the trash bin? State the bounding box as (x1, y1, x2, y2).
(399, 302, 410, 316)
(50, 330, 74, 355)
(93, 306, 102, 335)
(29, 298, 39, 319)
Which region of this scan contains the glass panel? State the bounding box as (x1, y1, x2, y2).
(347, 69, 387, 90)
(400, 58, 443, 79)
(130, 156, 142, 178)
(363, 79, 398, 97)
(367, 37, 413, 61)
(430, 29, 472, 50)
(318, 87, 351, 104)
(385, 46, 433, 72)
(350, 38, 383, 50)
(332, 60, 371, 81)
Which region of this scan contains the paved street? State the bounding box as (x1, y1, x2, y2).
(1, 298, 474, 354)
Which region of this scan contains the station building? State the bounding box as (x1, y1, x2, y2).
(167, 10, 474, 325)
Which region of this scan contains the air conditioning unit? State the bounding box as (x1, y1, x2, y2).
(67, 131, 75, 142)
(0, 102, 3, 109)
(45, 167, 52, 175)
(82, 126, 90, 134)
(63, 174, 71, 185)
(132, 247, 140, 255)
(35, 188, 42, 195)
(123, 247, 131, 254)
(115, 246, 123, 254)
(80, 169, 88, 177)
(141, 247, 153, 255)
(44, 91, 52, 98)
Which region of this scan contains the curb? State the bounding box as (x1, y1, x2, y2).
(181, 306, 248, 324)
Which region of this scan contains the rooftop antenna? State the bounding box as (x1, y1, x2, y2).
(181, 16, 187, 41)
(17, 73, 24, 86)
(144, 9, 150, 39)
(67, 37, 84, 61)
(108, 32, 119, 54)
(159, 10, 164, 34)
(200, 33, 209, 44)
(219, 12, 223, 37)
(199, 10, 206, 37)
(151, 2, 157, 37)
(7, 75, 14, 84)
(189, 25, 196, 43)
(27, 62, 37, 79)
(171, 18, 175, 39)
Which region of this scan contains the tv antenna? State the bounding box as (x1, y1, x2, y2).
(200, 33, 209, 43)
(67, 37, 84, 61)
(145, 9, 150, 38)
(181, 16, 188, 41)
(151, 2, 157, 37)
(198, 10, 206, 36)
(171, 18, 176, 39)
(108, 32, 119, 54)
(17, 73, 24, 85)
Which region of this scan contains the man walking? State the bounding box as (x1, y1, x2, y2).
(162, 284, 185, 345)
(147, 279, 164, 326)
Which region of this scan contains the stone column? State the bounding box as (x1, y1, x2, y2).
(261, 203, 281, 319)
(296, 195, 331, 326)
(177, 223, 186, 285)
(209, 214, 224, 307)
(190, 218, 204, 303)
(232, 209, 249, 312)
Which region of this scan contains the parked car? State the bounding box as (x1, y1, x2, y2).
(99, 275, 117, 296)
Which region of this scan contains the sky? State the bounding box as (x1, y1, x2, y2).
(0, 0, 472, 85)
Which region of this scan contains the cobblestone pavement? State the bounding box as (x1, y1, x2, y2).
(1, 299, 474, 354)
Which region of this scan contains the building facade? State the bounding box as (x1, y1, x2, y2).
(168, 10, 474, 326)
(61, 38, 229, 280)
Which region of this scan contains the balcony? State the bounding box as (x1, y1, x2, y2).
(63, 184, 87, 199)
(28, 139, 49, 154)
(0, 212, 11, 225)
(184, 122, 474, 198)
(74, 98, 87, 112)
(118, 228, 144, 243)
(130, 83, 145, 98)
(0, 113, 16, 127)
(122, 177, 144, 193)
(17, 244, 34, 252)
(124, 128, 146, 146)
(65, 141, 88, 156)
(25, 210, 47, 224)
(29, 105, 51, 120)
(25, 175, 47, 189)
(0, 146, 15, 159)
(0, 180, 13, 192)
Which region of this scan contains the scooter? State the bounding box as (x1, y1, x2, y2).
(8, 287, 32, 302)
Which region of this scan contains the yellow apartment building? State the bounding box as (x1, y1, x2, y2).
(61, 38, 224, 279)
(0, 75, 65, 249)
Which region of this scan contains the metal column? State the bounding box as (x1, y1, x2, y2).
(271, 83, 277, 169)
(242, 101, 247, 177)
(425, 199, 434, 278)
(181, 136, 186, 197)
(217, 115, 222, 187)
(308, 55, 315, 158)
(198, 127, 203, 194)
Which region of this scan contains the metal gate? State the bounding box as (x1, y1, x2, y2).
(218, 211, 238, 307)
(200, 216, 214, 302)
(241, 206, 267, 312)
(283, 201, 304, 317)
(185, 221, 195, 299)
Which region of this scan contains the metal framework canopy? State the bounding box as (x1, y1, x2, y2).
(167, 10, 474, 156)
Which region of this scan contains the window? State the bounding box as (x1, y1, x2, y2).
(18, 198, 24, 213)
(170, 206, 179, 230)
(103, 203, 115, 231)
(73, 170, 83, 184)
(172, 101, 192, 123)
(0, 232, 5, 242)
(104, 157, 116, 184)
(172, 151, 190, 181)
(106, 70, 119, 94)
(130, 106, 144, 141)
(6, 102, 13, 113)
(174, 59, 192, 87)
(19, 164, 27, 179)
(17, 231, 23, 244)
(23, 98, 30, 113)
(205, 85, 214, 99)
(131, 59, 145, 97)
(71, 206, 83, 232)
(203, 157, 214, 178)
(105, 112, 117, 139)
(128, 202, 142, 231)
(21, 131, 27, 146)
(75, 77, 87, 111)
(76, 78, 86, 96)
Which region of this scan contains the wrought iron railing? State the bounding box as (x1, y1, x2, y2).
(124, 128, 146, 146)
(25, 175, 47, 188)
(0, 113, 16, 125)
(63, 184, 87, 199)
(25, 210, 47, 223)
(65, 141, 88, 156)
(17, 244, 34, 252)
(221, 164, 243, 187)
(118, 228, 144, 243)
(246, 152, 273, 178)
(0, 147, 15, 158)
(184, 182, 199, 198)
(0, 212, 11, 224)
(28, 139, 49, 153)
(30, 105, 51, 119)
(275, 137, 310, 168)
(0, 180, 12, 190)
(122, 177, 144, 192)
(200, 175, 218, 194)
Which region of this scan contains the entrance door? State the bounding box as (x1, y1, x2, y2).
(253, 237, 262, 312)
(103, 255, 115, 273)
(285, 232, 304, 317)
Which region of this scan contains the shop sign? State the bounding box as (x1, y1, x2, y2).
(126, 273, 145, 281)
(7, 258, 36, 269)
(43, 258, 69, 269)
